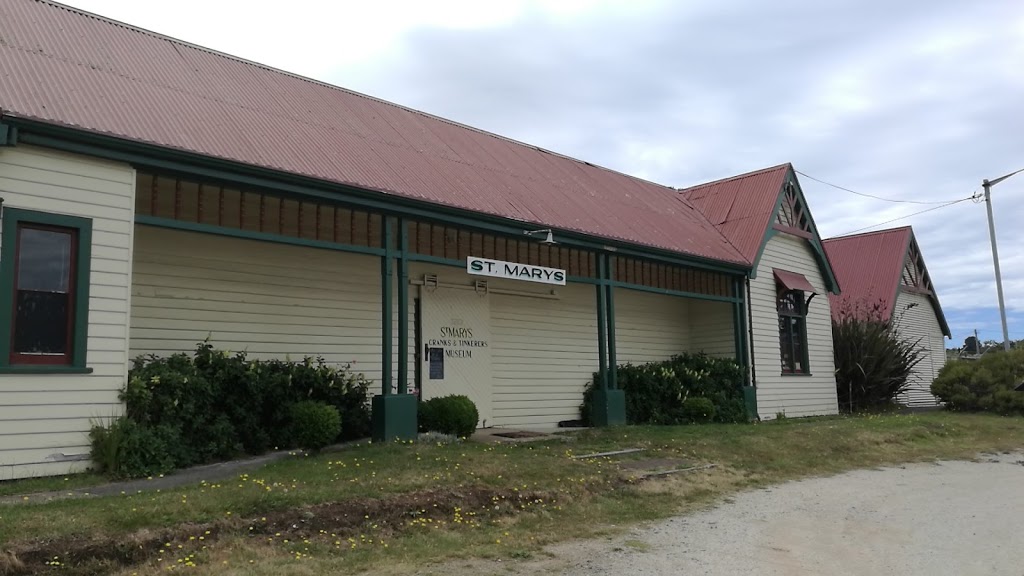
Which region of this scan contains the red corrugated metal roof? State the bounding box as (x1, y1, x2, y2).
(0, 0, 746, 264)
(822, 227, 912, 322)
(679, 164, 791, 263)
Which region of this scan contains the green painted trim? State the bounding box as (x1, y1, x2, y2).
(73, 221, 92, 368)
(897, 233, 952, 338)
(135, 215, 387, 257)
(0, 216, 11, 364)
(609, 281, 741, 303)
(0, 123, 17, 146)
(786, 168, 840, 293)
(371, 393, 417, 442)
(590, 388, 626, 427)
(604, 255, 618, 390)
(596, 257, 608, 391)
(0, 366, 94, 374)
(749, 168, 841, 294)
(732, 279, 743, 366)
(0, 207, 93, 369)
(739, 281, 750, 384)
(890, 233, 914, 319)
(380, 218, 394, 396)
(397, 218, 409, 395)
(10, 120, 749, 275)
(404, 254, 464, 268)
(744, 277, 757, 388)
(393, 254, 738, 303)
(748, 190, 787, 280)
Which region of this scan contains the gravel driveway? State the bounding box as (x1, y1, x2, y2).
(549, 453, 1024, 576)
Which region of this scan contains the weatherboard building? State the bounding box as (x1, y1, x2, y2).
(0, 0, 865, 479)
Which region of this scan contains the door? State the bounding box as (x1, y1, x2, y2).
(419, 285, 493, 427)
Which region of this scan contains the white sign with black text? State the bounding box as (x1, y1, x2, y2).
(466, 256, 566, 286)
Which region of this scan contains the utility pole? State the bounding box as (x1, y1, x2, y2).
(982, 169, 1023, 352)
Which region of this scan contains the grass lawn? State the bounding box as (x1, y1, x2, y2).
(1, 412, 1023, 575)
(0, 473, 107, 499)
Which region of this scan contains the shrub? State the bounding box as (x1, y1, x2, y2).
(581, 353, 746, 425)
(89, 418, 177, 479)
(931, 348, 1024, 415)
(832, 298, 926, 412)
(97, 341, 374, 478)
(681, 397, 716, 423)
(419, 395, 479, 438)
(288, 401, 342, 450)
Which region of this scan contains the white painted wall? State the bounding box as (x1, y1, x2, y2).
(892, 290, 947, 407)
(750, 234, 838, 419)
(0, 145, 136, 479)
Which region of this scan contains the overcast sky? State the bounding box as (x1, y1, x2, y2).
(68, 0, 1024, 345)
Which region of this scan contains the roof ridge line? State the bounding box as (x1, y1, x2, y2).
(823, 225, 913, 242)
(677, 162, 791, 193)
(37, 0, 679, 194)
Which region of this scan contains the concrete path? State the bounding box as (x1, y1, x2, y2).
(552, 452, 1024, 575)
(486, 453, 1024, 576)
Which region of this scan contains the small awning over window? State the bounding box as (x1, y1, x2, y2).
(774, 269, 817, 294)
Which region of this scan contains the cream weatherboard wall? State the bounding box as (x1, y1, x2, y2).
(689, 300, 735, 358)
(0, 145, 136, 480)
(130, 226, 414, 390)
(131, 232, 735, 430)
(893, 290, 947, 407)
(750, 234, 838, 419)
(614, 288, 691, 365)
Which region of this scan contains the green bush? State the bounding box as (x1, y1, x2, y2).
(581, 352, 746, 425)
(832, 299, 926, 412)
(419, 395, 479, 438)
(98, 341, 374, 478)
(89, 418, 178, 479)
(681, 397, 716, 423)
(289, 401, 342, 450)
(931, 348, 1024, 415)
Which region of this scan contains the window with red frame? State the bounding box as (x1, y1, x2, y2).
(10, 223, 78, 365)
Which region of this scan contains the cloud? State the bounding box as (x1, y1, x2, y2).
(335, 0, 1024, 342)
(57, 0, 1024, 342)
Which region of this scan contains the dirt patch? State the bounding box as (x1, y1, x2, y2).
(2, 486, 558, 576)
(617, 458, 690, 472)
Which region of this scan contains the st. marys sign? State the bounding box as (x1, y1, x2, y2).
(467, 256, 566, 286)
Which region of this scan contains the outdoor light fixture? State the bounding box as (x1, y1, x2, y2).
(524, 228, 557, 245)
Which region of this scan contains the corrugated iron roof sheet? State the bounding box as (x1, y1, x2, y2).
(0, 0, 746, 265)
(822, 227, 912, 322)
(679, 164, 791, 263)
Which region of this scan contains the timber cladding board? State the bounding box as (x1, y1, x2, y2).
(893, 291, 947, 407)
(130, 227, 404, 382)
(0, 145, 136, 478)
(751, 234, 839, 419)
(135, 171, 736, 294)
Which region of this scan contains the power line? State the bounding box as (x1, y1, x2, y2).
(838, 197, 974, 236)
(795, 169, 971, 205)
